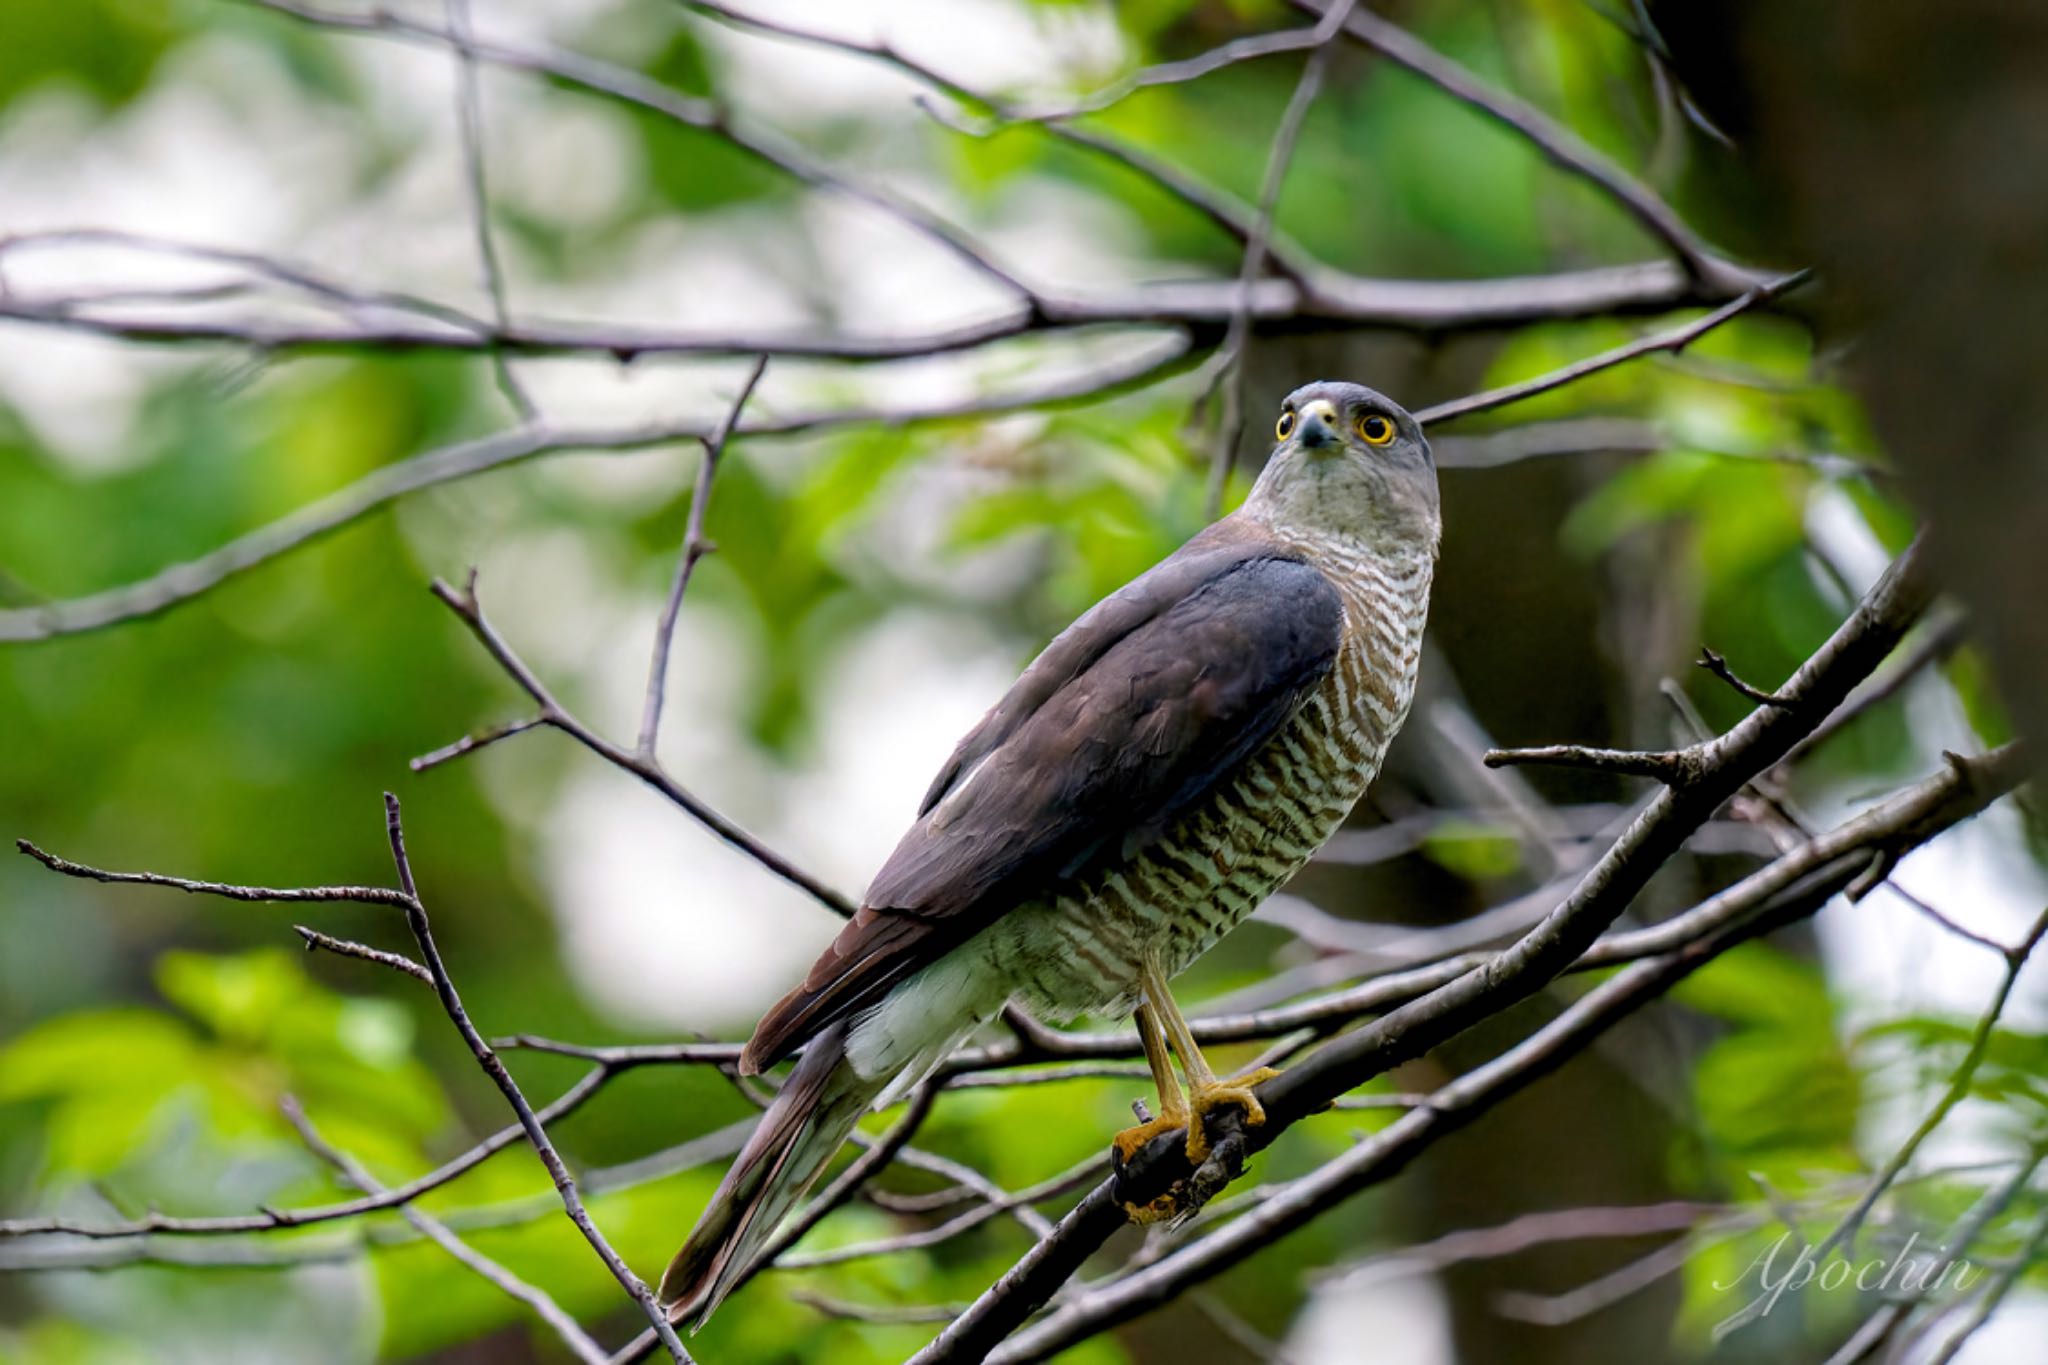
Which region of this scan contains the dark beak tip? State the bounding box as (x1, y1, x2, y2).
(1299, 415, 1335, 448)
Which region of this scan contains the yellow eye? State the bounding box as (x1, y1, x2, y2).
(1275, 410, 1296, 440)
(1357, 413, 1396, 446)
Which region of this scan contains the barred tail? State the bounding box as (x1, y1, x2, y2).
(658, 1020, 883, 1328)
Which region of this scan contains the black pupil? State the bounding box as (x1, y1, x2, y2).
(1366, 417, 1386, 437)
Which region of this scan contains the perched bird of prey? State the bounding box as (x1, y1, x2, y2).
(661, 380, 1440, 1326)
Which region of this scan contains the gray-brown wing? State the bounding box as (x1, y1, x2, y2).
(741, 547, 1344, 1072)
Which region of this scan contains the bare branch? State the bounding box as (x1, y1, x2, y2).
(1205, 0, 1355, 516)
(283, 1095, 608, 1365)
(15, 838, 414, 909)
(1481, 744, 1699, 783)
(1290, 0, 1738, 286)
(639, 356, 768, 756)
(0, 253, 1767, 363)
(788, 1290, 963, 1324)
(0, 335, 1191, 646)
(293, 925, 433, 983)
(427, 572, 857, 919)
(1316, 1199, 1728, 1288)
(1697, 646, 1796, 708)
(1816, 900, 2048, 1261)
(442, 0, 535, 421)
(1417, 271, 1811, 426)
(972, 25, 1331, 126)
(376, 793, 694, 1362)
(410, 715, 546, 772)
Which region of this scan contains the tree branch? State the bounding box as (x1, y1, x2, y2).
(0, 335, 1192, 646)
(426, 571, 858, 919)
(639, 356, 767, 757)
(380, 794, 693, 1361)
(283, 1095, 607, 1365)
(1290, 0, 1738, 286)
(1204, 0, 1355, 515)
(1416, 271, 1811, 426)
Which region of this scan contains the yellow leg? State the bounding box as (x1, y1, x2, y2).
(1111, 1003, 1192, 1223)
(1141, 957, 1281, 1164)
(1111, 1003, 1188, 1162)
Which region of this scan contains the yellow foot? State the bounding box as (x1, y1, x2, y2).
(1110, 1111, 1193, 1223)
(1111, 1110, 1185, 1165)
(1185, 1067, 1282, 1163)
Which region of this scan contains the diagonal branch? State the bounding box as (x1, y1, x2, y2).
(639, 356, 767, 756)
(1204, 0, 1356, 516)
(284, 1095, 607, 1365)
(376, 794, 693, 1362)
(443, 0, 536, 421)
(243, 0, 1034, 301)
(428, 571, 857, 918)
(0, 335, 1192, 646)
(1416, 270, 1811, 426)
(1290, 0, 1735, 285)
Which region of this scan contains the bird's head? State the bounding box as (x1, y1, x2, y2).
(1241, 381, 1439, 555)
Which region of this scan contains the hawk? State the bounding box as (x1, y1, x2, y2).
(662, 381, 1440, 1325)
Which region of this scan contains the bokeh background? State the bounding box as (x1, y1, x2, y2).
(2, 1, 2044, 1362)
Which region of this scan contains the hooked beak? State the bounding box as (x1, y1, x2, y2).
(1297, 399, 1339, 451)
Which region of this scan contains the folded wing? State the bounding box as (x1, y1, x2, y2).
(741, 539, 1344, 1072)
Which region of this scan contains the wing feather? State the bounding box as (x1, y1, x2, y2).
(741, 542, 1343, 1072)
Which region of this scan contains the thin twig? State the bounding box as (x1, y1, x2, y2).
(443, 0, 536, 421)
(376, 794, 693, 1362)
(1291, 0, 1735, 284)
(1481, 744, 1698, 783)
(1697, 646, 1795, 708)
(429, 572, 858, 919)
(284, 1095, 607, 1364)
(639, 356, 767, 756)
(293, 925, 433, 983)
(1204, 0, 1355, 517)
(410, 714, 546, 772)
(15, 839, 415, 908)
(1817, 902, 2048, 1261)
(788, 1290, 964, 1325)
(1417, 271, 1812, 426)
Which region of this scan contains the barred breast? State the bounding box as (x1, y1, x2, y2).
(984, 537, 1435, 1019)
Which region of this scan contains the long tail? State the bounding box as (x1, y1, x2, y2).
(658, 1020, 886, 1328)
